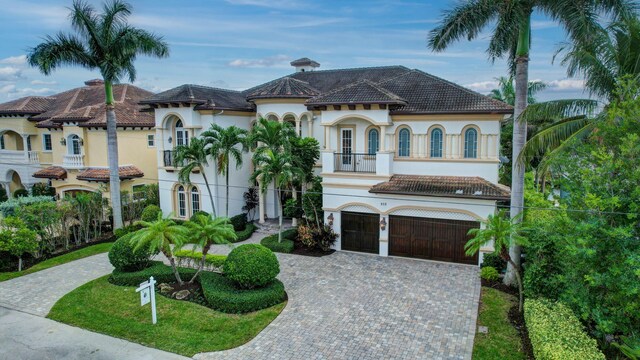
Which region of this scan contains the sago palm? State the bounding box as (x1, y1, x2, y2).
(182, 213, 236, 283)
(174, 137, 216, 217)
(428, 0, 633, 286)
(130, 213, 188, 285)
(252, 149, 304, 243)
(202, 124, 248, 217)
(465, 210, 527, 312)
(27, 0, 169, 229)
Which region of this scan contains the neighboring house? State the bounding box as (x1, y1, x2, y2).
(0, 79, 157, 199)
(141, 58, 512, 265)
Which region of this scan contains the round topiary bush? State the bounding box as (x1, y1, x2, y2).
(140, 205, 161, 222)
(224, 244, 280, 289)
(108, 235, 153, 272)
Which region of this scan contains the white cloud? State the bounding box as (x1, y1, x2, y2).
(465, 80, 498, 93)
(0, 84, 16, 94)
(531, 20, 557, 30)
(30, 79, 57, 86)
(224, 0, 304, 9)
(0, 55, 27, 65)
(0, 67, 23, 81)
(228, 55, 291, 68)
(548, 79, 585, 91)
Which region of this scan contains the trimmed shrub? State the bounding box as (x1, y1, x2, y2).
(480, 252, 507, 272)
(260, 229, 297, 253)
(200, 271, 286, 313)
(229, 213, 247, 232)
(525, 299, 605, 360)
(224, 244, 280, 289)
(140, 205, 161, 222)
(109, 261, 196, 286)
(0, 195, 54, 217)
(113, 224, 140, 239)
(233, 223, 256, 243)
(480, 266, 500, 281)
(174, 249, 227, 268)
(13, 189, 29, 198)
(108, 234, 153, 272)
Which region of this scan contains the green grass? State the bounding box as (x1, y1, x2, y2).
(473, 287, 526, 360)
(0, 242, 113, 282)
(48, 275, 285, 356)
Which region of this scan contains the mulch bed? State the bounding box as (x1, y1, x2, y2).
(291, 244, 335, 257)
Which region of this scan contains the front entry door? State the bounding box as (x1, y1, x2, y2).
(341, 212, 380, 254)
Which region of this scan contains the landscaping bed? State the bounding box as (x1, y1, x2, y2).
(260, 228, 335, 257)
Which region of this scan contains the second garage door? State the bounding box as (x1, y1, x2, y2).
(341, 212, 380, 254)
(389, 216, 479, 265)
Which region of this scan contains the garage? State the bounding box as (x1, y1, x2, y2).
(341, 212, 380, 254)
(389, 216, 479, 265)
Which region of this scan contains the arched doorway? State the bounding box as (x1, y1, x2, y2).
(0, 130, 25, 151)
(7, 170, 24, 195)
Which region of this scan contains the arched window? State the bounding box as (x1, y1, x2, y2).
(190, 186, 200, 215)
(177, 185, 186, 217)
(464, 128, 478, 158)
(175, 119, 189, 147)
(398, 128, 411, 157)
(367, 128, 379, 155)
(430, 128, 443, 158)
(69, 135, 81, 155)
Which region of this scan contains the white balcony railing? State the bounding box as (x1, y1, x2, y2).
(0, 150, 40, 165)
(63, 154, 85, 168)
(27, 151, 39, 164)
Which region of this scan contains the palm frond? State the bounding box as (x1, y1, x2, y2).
(518, 116, 594, 163)
(27, 33, 95, 75)
(518, 99, 599, 125)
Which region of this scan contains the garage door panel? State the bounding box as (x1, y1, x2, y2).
(341, 212, 379, 254)
(389, 216, 412, 257)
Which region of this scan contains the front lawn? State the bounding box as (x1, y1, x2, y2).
(0, 242, 113, 282)
(473, 287, 526, 360)
(48, 275, 285, 356)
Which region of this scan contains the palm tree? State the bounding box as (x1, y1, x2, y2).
(202, 124, 248, 218)
(130, 213, 188, 285)
(427, 0, 633, 286)
(490, 76, 547, 106)
(465, 210, 527, 312)
(174, 137, 217, 217)
(182, 213, 236, 283)
(27, 0, 168, 229)
(252, 149, 304, 243)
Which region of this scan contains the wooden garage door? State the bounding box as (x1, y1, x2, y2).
(389, 216, 479, 265)
(341, 212, 380, 254)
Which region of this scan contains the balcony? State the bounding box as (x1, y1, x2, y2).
(0, 150, 40, 164)
(63, 154, 85, 169)
(163, 150, 183, 168)
(334, 153, 376, 173)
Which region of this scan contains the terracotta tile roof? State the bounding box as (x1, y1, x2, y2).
(246, 77, 320, 100)
(369, 174, 511, 201)
(140, 84, 254, 112)
(0, 96, 56, 115)
(76, 165, 144, 182)
(305, 79, 407, 106)
(33, 166, 67, 180)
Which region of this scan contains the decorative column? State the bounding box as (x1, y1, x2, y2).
(379, 125, 387, 151)
(291, 188, 298, 227)
(295, 120, 301, 136)
(307, 117, 313, 137)
(323, 125, 330, 150)
(21, 134, 30, 159)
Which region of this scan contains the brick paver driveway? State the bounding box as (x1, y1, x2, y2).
(196, 251, 481, 360)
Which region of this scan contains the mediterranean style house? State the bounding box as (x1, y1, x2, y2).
(141, 58, 512, 265)
(0, 79, 157, 199)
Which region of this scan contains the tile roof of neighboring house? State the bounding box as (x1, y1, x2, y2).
(0, 80, 155, 128)
(369, 174, 511, 201)
(76, 165, 144, 182)
(305, 79, 407, 106)
(32, 166, 67, 180)
(246, 77, 320, 100)
(140, 84, 254, 112)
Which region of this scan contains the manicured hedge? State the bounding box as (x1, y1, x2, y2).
(224, 244, 279, 288)
(174, 250, 227, 268)
(229, 213, 248, 232)
(232, 223, 257, 243)
(109, 261, 196, 286)
(199, 271, 286, 313)
(260, 229, 297, 253)
(524, 299, 605, 360)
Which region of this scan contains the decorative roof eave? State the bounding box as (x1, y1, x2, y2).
(390, 109, 514, 115)
(0, 110, 44, 116)
(138, 99, 206, 107)
(369, 188, 510, 201)
(77, 123, 155, 129)
(247, 94, 316, 101)
(306, 99, 408, 107)
(76, 166, 144, 182)
(33, 166, 67, 180)
(193, 104, 256, 112)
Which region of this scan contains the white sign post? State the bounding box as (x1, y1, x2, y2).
(135, 276, 157, 324)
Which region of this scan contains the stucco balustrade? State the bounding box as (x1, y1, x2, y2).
(0, 150, 40, 165)
(62, 154, 85, 169)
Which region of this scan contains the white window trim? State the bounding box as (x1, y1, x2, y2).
(147, 134, 155, 148)
(42, 134, 53, 152)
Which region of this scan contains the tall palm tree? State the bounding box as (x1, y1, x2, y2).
(252, 149, 304, 243)
(27, 0, 168, 229)
(130, 213, 188, 285)
(182, 213, 236, 283)
(174, 137, 217, 217)
(428, 0, 633, 286)
(202, 124, 248, 218)
(490, 76, 547, 106)
(465, 210, 527, 312)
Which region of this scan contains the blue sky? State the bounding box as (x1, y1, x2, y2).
(0, 0, 589, 101)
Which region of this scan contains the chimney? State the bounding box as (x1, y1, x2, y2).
(84, 79, 105, 86)
(290, 57, 320, 72)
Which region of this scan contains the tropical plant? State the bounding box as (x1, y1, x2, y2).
(181, 213, 236, 283)
(174, 137, 216, 217)
(242, 186, 259, 220)
(30, 183, 56, 197)
(427, 0, 633, 286)
(249, 117, 296, 154)
(15, 201, 63, 255)
(129, 213, 188, 285)
(0, 217, 39, 271)
(27, 0, 169, 229)
(490, 76, 547, 106)
(465, 210, 527, 311)
(252, 149, 304, 243)
(201, 124, 248, 218)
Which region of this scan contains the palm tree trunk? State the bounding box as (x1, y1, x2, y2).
(277, 188, 283, 243)
(105, 81, 123, 229)
(505, 14, 530, 287)
(189, 244, 210, 283)
(226, 163, 230, 218)
(201, 171, 216, 217)
(165, 252, 183, 285)
(18, 257, 22, 272)
(507, 257, 524, 313)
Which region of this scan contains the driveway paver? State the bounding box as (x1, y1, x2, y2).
(195, 251, 481, 360)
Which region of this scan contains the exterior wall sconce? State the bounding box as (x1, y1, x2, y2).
(78, 139, 84, 146)
(168, 136, 172, 144)
(380, 217, 387, 231)
(327, 213, 334, 226)
(60, 138, 66, 146)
